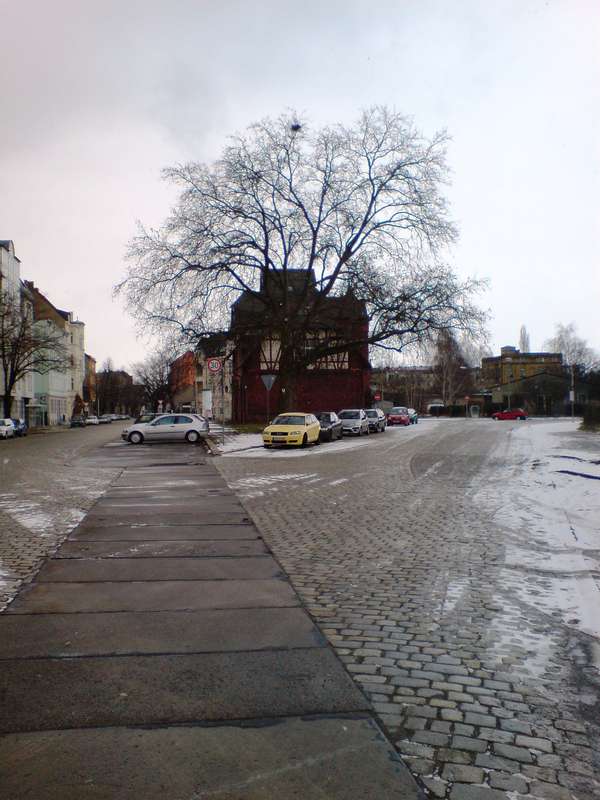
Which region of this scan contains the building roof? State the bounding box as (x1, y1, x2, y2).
(231, 268, 367, 334)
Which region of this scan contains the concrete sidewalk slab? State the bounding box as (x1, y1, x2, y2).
(0, 649, 368, 733)
(36, 555, 282, 582)
(79, 510, 251, 525)
(55, 539, 268, 558)
(70, 523, 256, 540)
(7, 578, 298, 613)
(0, 715, 418, 800)
(0, 607, 325, 658)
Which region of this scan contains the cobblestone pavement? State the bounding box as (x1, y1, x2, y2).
(217, 420, 600, 800)
(0, 425, 122, 609)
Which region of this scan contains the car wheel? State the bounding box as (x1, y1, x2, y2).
(128, 431, 143, 445)
(301, 434, 308, 448)
(315, 435, 321, 445)
(519, 416, 526, 420)
(263, 444, 271, 449)
(186, 430, 200, 443)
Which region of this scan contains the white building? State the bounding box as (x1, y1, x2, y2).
(24, 282, 86, 426)
(0, 241, 34, 419)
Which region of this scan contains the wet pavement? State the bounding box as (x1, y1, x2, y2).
(217, 419, 600, 799)
(0, 438, 420, 799)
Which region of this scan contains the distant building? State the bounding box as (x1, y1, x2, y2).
(22, 282, 84, 425)
(83, 354, 97, 411)
(168, 351, 196, 411)
(481, 345, 563, 386)
(479, 345, 582, 415)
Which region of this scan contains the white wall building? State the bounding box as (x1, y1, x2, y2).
(0, 241, 34, 419)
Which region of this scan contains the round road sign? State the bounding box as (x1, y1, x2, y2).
(207, 357, 222, 373)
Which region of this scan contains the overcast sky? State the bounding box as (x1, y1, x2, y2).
(1, 0, 598, 369)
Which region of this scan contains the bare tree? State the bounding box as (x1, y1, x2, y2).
(131, 347, 175, 411)
(118, 107, 486, 407)
(432, 330, 472, 406)
(0, 290, 69, 418)
(543, 323, 599, 373)
(518, 325, 531, 353)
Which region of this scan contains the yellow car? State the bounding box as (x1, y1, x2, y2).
(262, 413, 321, 448)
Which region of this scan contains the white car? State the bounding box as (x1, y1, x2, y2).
(85, 416, 100, 425)
(121, 413, 209, 444)
(0, 419, 15, 439)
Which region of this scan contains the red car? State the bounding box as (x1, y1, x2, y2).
(387, 406, 411, 426)
(492, 408, 527, 421)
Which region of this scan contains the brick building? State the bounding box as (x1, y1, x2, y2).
(229, 270, 371, 422)
(168, 351, 196, 411)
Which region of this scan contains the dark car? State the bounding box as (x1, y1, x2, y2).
(387, 406, 410, 426)
(492, 408, 527, 421)
(315, 411, 343, 442)
(11, 418, 28, 437)
(70, 416, 86, 428)
(365, 408, 386, 432)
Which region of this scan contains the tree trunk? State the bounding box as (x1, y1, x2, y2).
(3, 390, 13, 418)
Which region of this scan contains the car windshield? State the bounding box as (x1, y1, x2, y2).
(338, 411, 359, 419)
(272, 415, 306, 425)
(391, 407, 407, 414)
(365, 410, 378, 418)
(315, 413, 331, 423)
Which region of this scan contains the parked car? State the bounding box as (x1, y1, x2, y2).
(338, 409, 369, 436)
(365, 408, 387, 433)
(315, 411, 343, 442)
(387, 406, 410, 426)
(122, 413, 209, 444)
(262, 412, 321, 448)
(492, 408, 528, 421)
(11, 418, 28, 436)
(407, 408, 419, 424)
(98, 414, 113, 424)
(85, 415, 100, 425)
(0, 419, 15, 439)
(70, 416, 86, 428)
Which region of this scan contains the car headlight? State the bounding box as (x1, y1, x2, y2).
(290, 430, 301, 435)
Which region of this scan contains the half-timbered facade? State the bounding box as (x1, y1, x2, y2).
(229, 270, 371, 422)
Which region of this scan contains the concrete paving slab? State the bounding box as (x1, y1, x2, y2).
(0, 715, 420, 799)
(56, 539, 268, 558)
(7, 578, 299, 613)
(0, 607, 325, 658)
(36, 556, 283, 582)
(79, 510, 250, 526)
(89, 495, 245, 513)
(70, 523, 256, 540)
(0, 649, 369, 733)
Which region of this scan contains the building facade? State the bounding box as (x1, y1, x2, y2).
(24, 282, 85, 425)
(168, 351, 196, 411)
(0, 241, 34, 419)
(229, 270, 371, 423)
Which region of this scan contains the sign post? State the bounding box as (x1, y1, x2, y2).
(207, 358, 224, 444)
(261, 374, 276, 425)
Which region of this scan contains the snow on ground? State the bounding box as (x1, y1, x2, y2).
(474, 419, 600, 655)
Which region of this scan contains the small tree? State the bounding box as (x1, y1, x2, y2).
(432, 330, 472, 406)
(0, 290, 69, 418)
(544, 323, 598, 373)
(131, 347, 175, 411)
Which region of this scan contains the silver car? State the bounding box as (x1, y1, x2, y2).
(338, 409, 369, 436)
(122, 413, 209, 444)
(0, 419, 15, 439)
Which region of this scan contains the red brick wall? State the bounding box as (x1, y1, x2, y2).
(169, 351, 195, 397)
